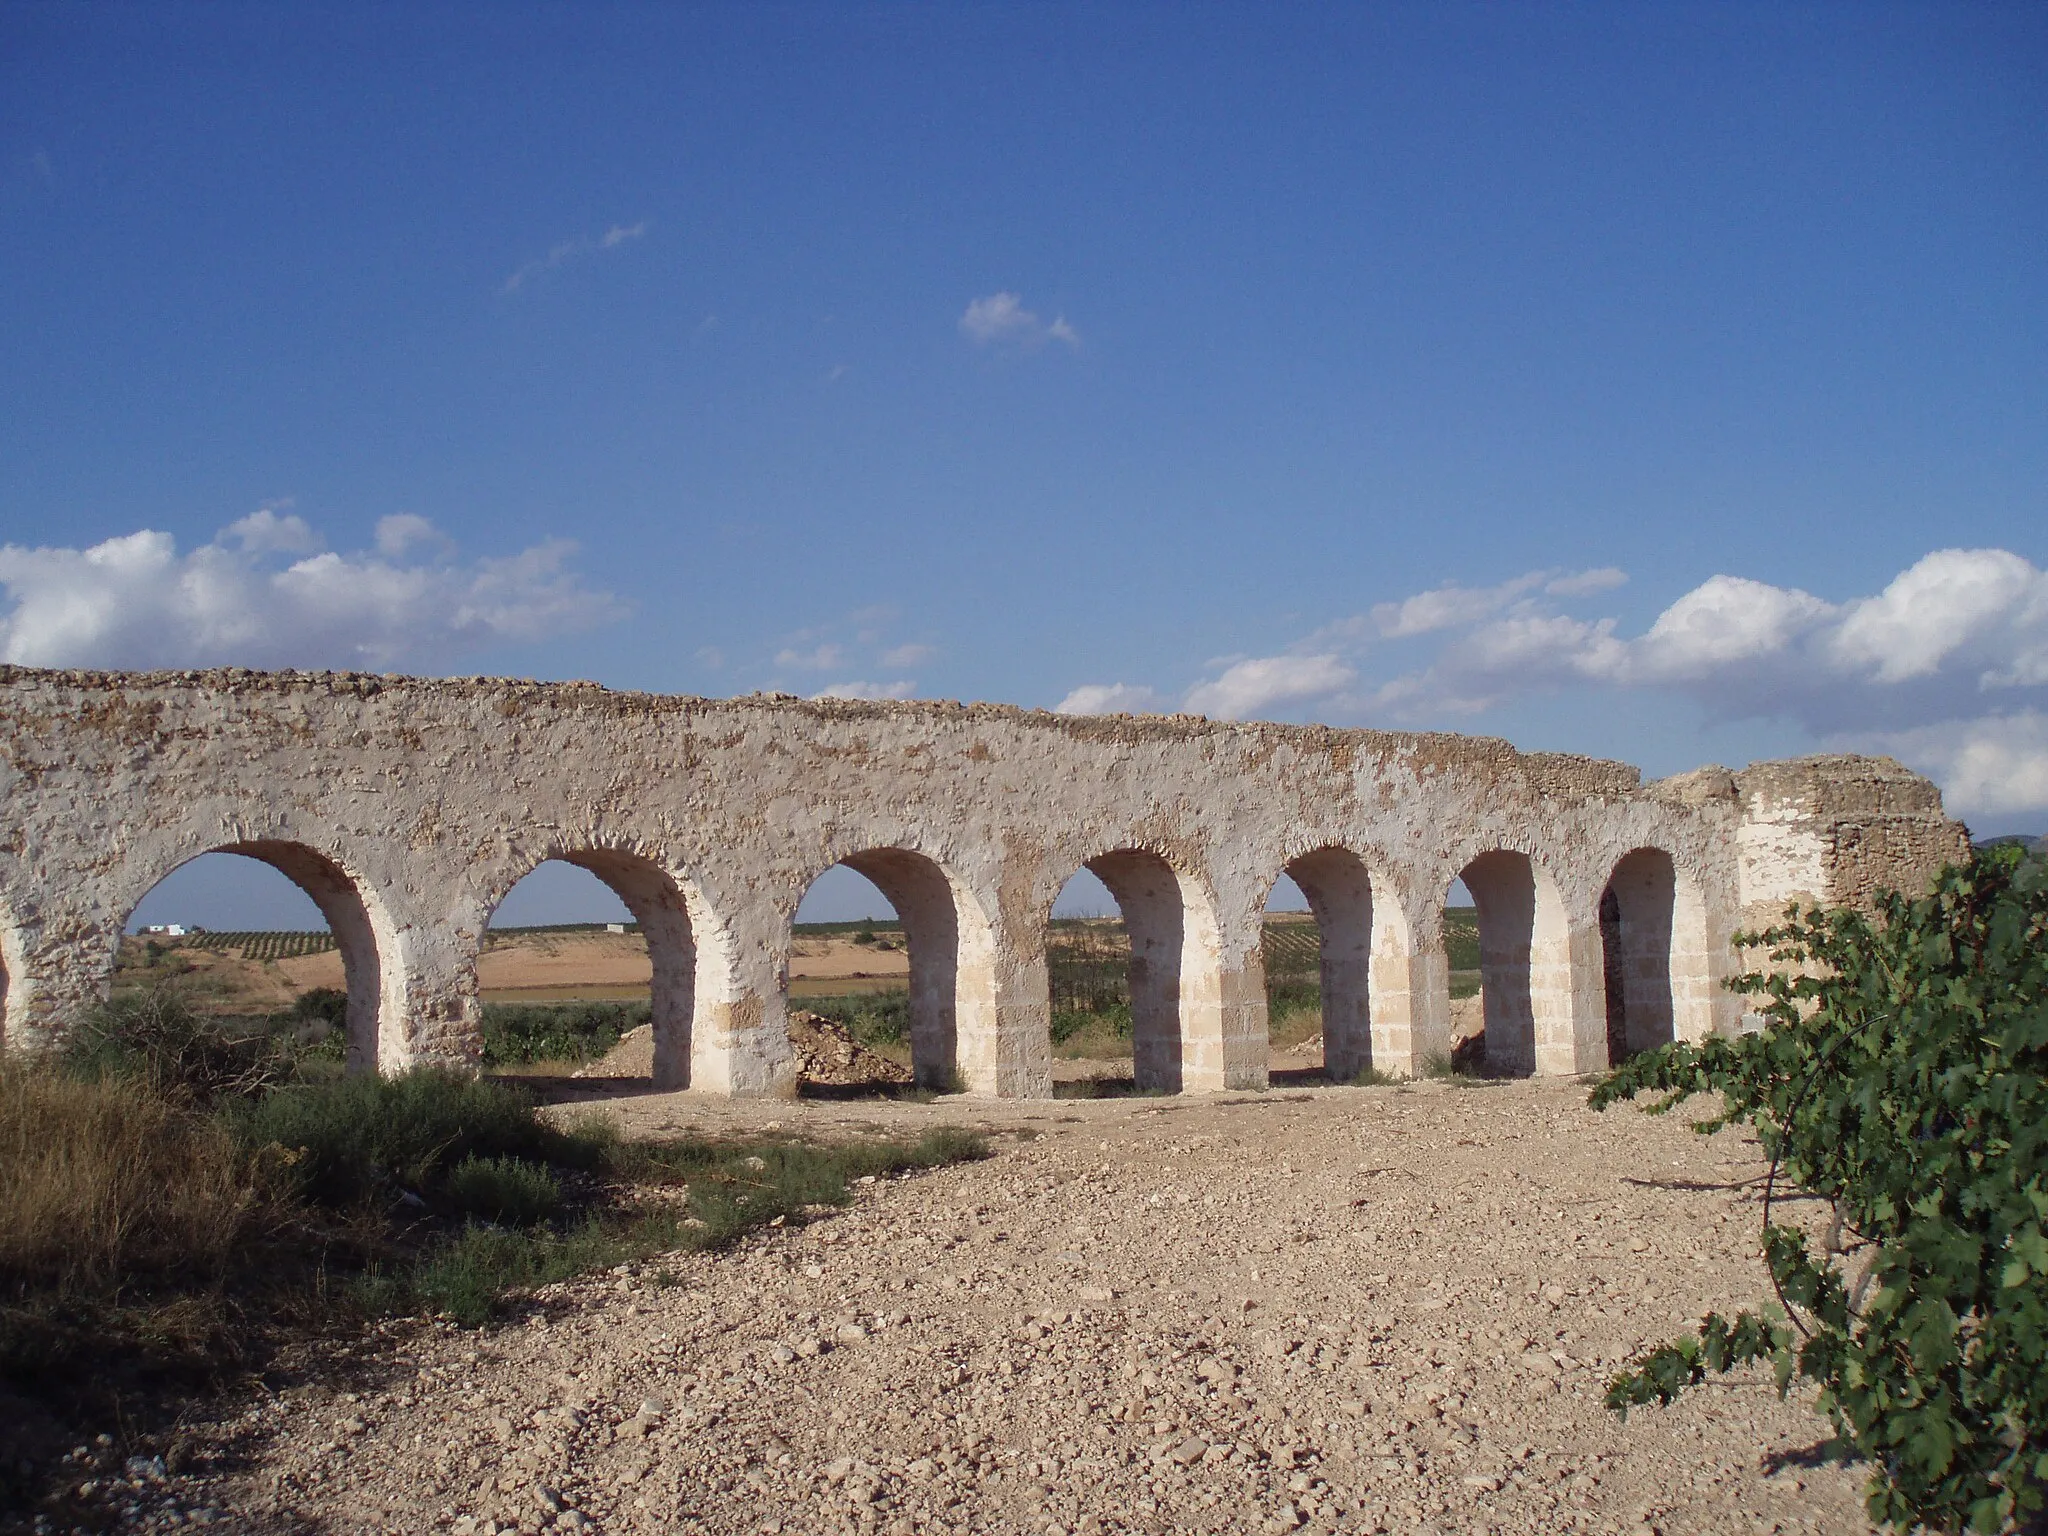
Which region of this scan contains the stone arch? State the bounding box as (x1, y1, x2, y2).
(1601, 846, 1715, 1058)
(1266, 845, 1417, 1081)
(115, 839, 393, 1073)
(485, 845, 710, 1090)
(803, 846, 998, 1092)
(1054, 847, 1223, 1094)
(1448, 846, 1572, 1077)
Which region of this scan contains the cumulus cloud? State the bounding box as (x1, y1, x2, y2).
(1183, 654, 1356, 721)
(1067, 547, 2048, 815)
(960, 292, 1080, 350)
(1369, 566, 1627, 639)
(1401, 549, 2048, 726)
(0, 514, 624, 671)
(812, 680, 917, 701)
(881, 642, 938, 668)
(1361, 547, 2048, 818)
(1857, 712, 2048, 819)
(1055, 682, 1167, 715)
(501, 221, 647, 295)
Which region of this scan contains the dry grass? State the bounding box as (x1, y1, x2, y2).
(0, 1061, 269, 1295)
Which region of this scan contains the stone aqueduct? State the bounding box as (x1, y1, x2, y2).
(0, 668, 1969, 1096)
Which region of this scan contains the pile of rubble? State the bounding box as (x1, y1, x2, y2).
(578, 1013, 910, 1088)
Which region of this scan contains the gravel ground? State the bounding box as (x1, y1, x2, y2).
(59, 1076, 1878, 1536)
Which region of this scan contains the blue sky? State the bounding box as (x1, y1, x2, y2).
(5, 4, 2043, 928)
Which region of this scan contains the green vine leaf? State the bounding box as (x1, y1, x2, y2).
(1592, 843, 2048, 1534)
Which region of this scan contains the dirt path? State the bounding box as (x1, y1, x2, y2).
(113, 1078, 1873, 1536)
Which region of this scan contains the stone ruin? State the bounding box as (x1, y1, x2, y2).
(0, 666, 1970, 1097)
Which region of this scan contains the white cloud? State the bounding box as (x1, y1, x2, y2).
(1183, 654, 1355, 721)
(812, 680, 917, 701)
(881, 642, 937, 668)
(1055, 683, 1166, 715)
(1371, 574, 1544, 638)
(1825, 548, 2040, 684)
(1349, 546, 2048, 815)
(1368, 566, 1621, 639)
(501, 221, 647, 295)
(1095, 546, 2048, 816)
(373, 513, 444, 559)
(774, 643, 846, 671)
(1370, 549, 2048, 719)
(960, 292, 1081, 350)
(1625, 575, 1835, 680)
(0, 515, 624, 671)
(1856, 711, 2048, 820)
(1545, 566, 1628, 598)
(222, 506, 319, 555)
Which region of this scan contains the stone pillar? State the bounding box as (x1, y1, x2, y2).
(958, 861, 1055, 1098)
(690, 897, 796, 1097)
(389, 888, 488, 1074)
(1533, 917, 1609, 1076)
(0, 907, 121, 1053)
(1367, 896, 1434, 1078)
(1210, 907, 1268, 1093)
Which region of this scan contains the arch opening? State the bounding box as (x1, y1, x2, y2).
(1445, 850, 1566, 1078)
(118, 843, 386, 1072)
(793, 850, 989, 1093)
(1048, 850, 1216, 1094)
(1601, 848, 1679, 1062)
(485, 852, 696, 1088)
(1264, 850, 1381, 1083)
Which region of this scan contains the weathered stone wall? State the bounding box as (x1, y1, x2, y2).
(0, 667, 1969, 1096)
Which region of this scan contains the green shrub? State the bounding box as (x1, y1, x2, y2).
(443, 1155, 562, 1226)
(400, 1216, 636, 1325)
(1051, 1001, 1132, 1045)
(481, 1001, 647, 1065)
(228, 1070, 597, 1210)
(1266, 979, 1321, 1020)
(280, 987, 349, 1062)
(1591, 844, 2048, 1534)
(66, 990, 287, 1103)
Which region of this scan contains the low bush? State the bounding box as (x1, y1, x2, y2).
(66, 990, 289, 1103)
(481, 1000, 647, 1065)
(1051, 1001, 1131, 1046)
(284, 987, 349, 1061)
(1592, 844, 2047, 1534)
(443, 1155, 562, 1226)
(228, 1070, 598, 1210)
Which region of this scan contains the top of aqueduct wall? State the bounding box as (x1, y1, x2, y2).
(0, 662, 1953, 820)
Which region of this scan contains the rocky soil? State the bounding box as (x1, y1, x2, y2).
(54, 1077, 1879, 1536)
